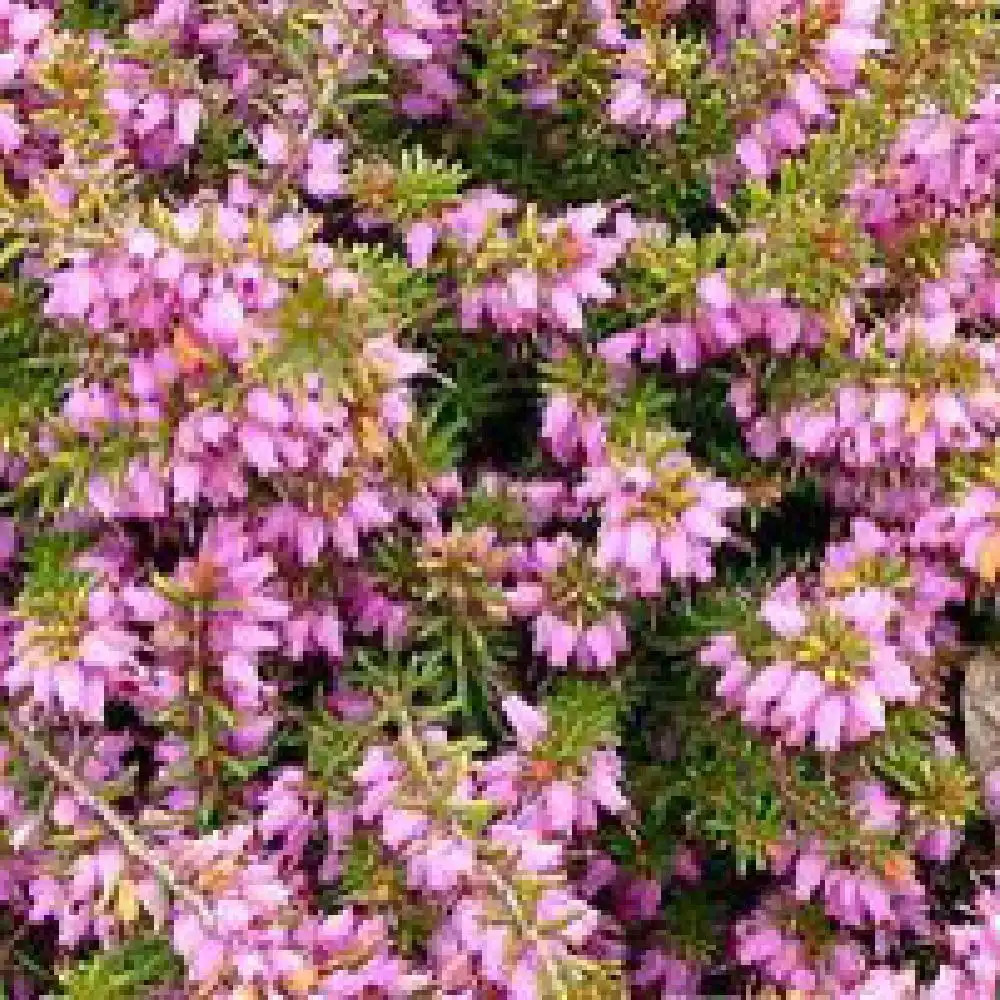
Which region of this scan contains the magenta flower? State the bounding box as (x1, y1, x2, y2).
(703, 550, 928, 750)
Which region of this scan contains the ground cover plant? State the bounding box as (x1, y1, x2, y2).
(0, 0, 1000, 995)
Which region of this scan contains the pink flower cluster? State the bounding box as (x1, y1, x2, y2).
(702, 522, 958, 751)
(0, 0, 999, 995)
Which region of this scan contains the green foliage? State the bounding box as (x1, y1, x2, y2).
(0, 282, 76, 459)
(305, 708, 369, 797)
(646, 30, 734, 168)
(371, 531, 518, 716)
(424, 330, 540, 469)
(387, 405, 465, 492)
(670, 718, 785, 871)
(732, 185, 874, 310)
(356, 85, 715, 224)
(339, 244, 441, 334)
(864, 708, 981, 827)
(618, 229, 732, 325)
(17, 530, 93, 616)
(453, 485, 535, 540)
(874, 0, 997, 119)
(535, 677, 622, 763)
(663, 366, 756, 481)
(12, 427, 165, 520)
(190, 113, 257, 186)
(261, 255, 438, 397)
(57, 937, 182, 998)
(58, 0, 126, 31)
(605, 376, 680, 452)
(330, 833, 436, 956)
(659, 888, 727, 964)
(621, 585, 781, 871)
(349, 148, 467, 225)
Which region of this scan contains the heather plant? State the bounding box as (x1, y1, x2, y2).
(1, 0, 1000, 997)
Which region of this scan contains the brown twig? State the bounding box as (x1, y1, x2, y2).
(2, 714, 213, 925)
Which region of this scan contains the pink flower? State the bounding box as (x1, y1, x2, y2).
(305, 139, 345, 198)
(502, 695, 548, 749)
(405, 221, 437, 267)
(175, 97, 201, 145)
(384, 28, 432, 61)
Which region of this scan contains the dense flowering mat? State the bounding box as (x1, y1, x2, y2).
(0, 0, 999, 996)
